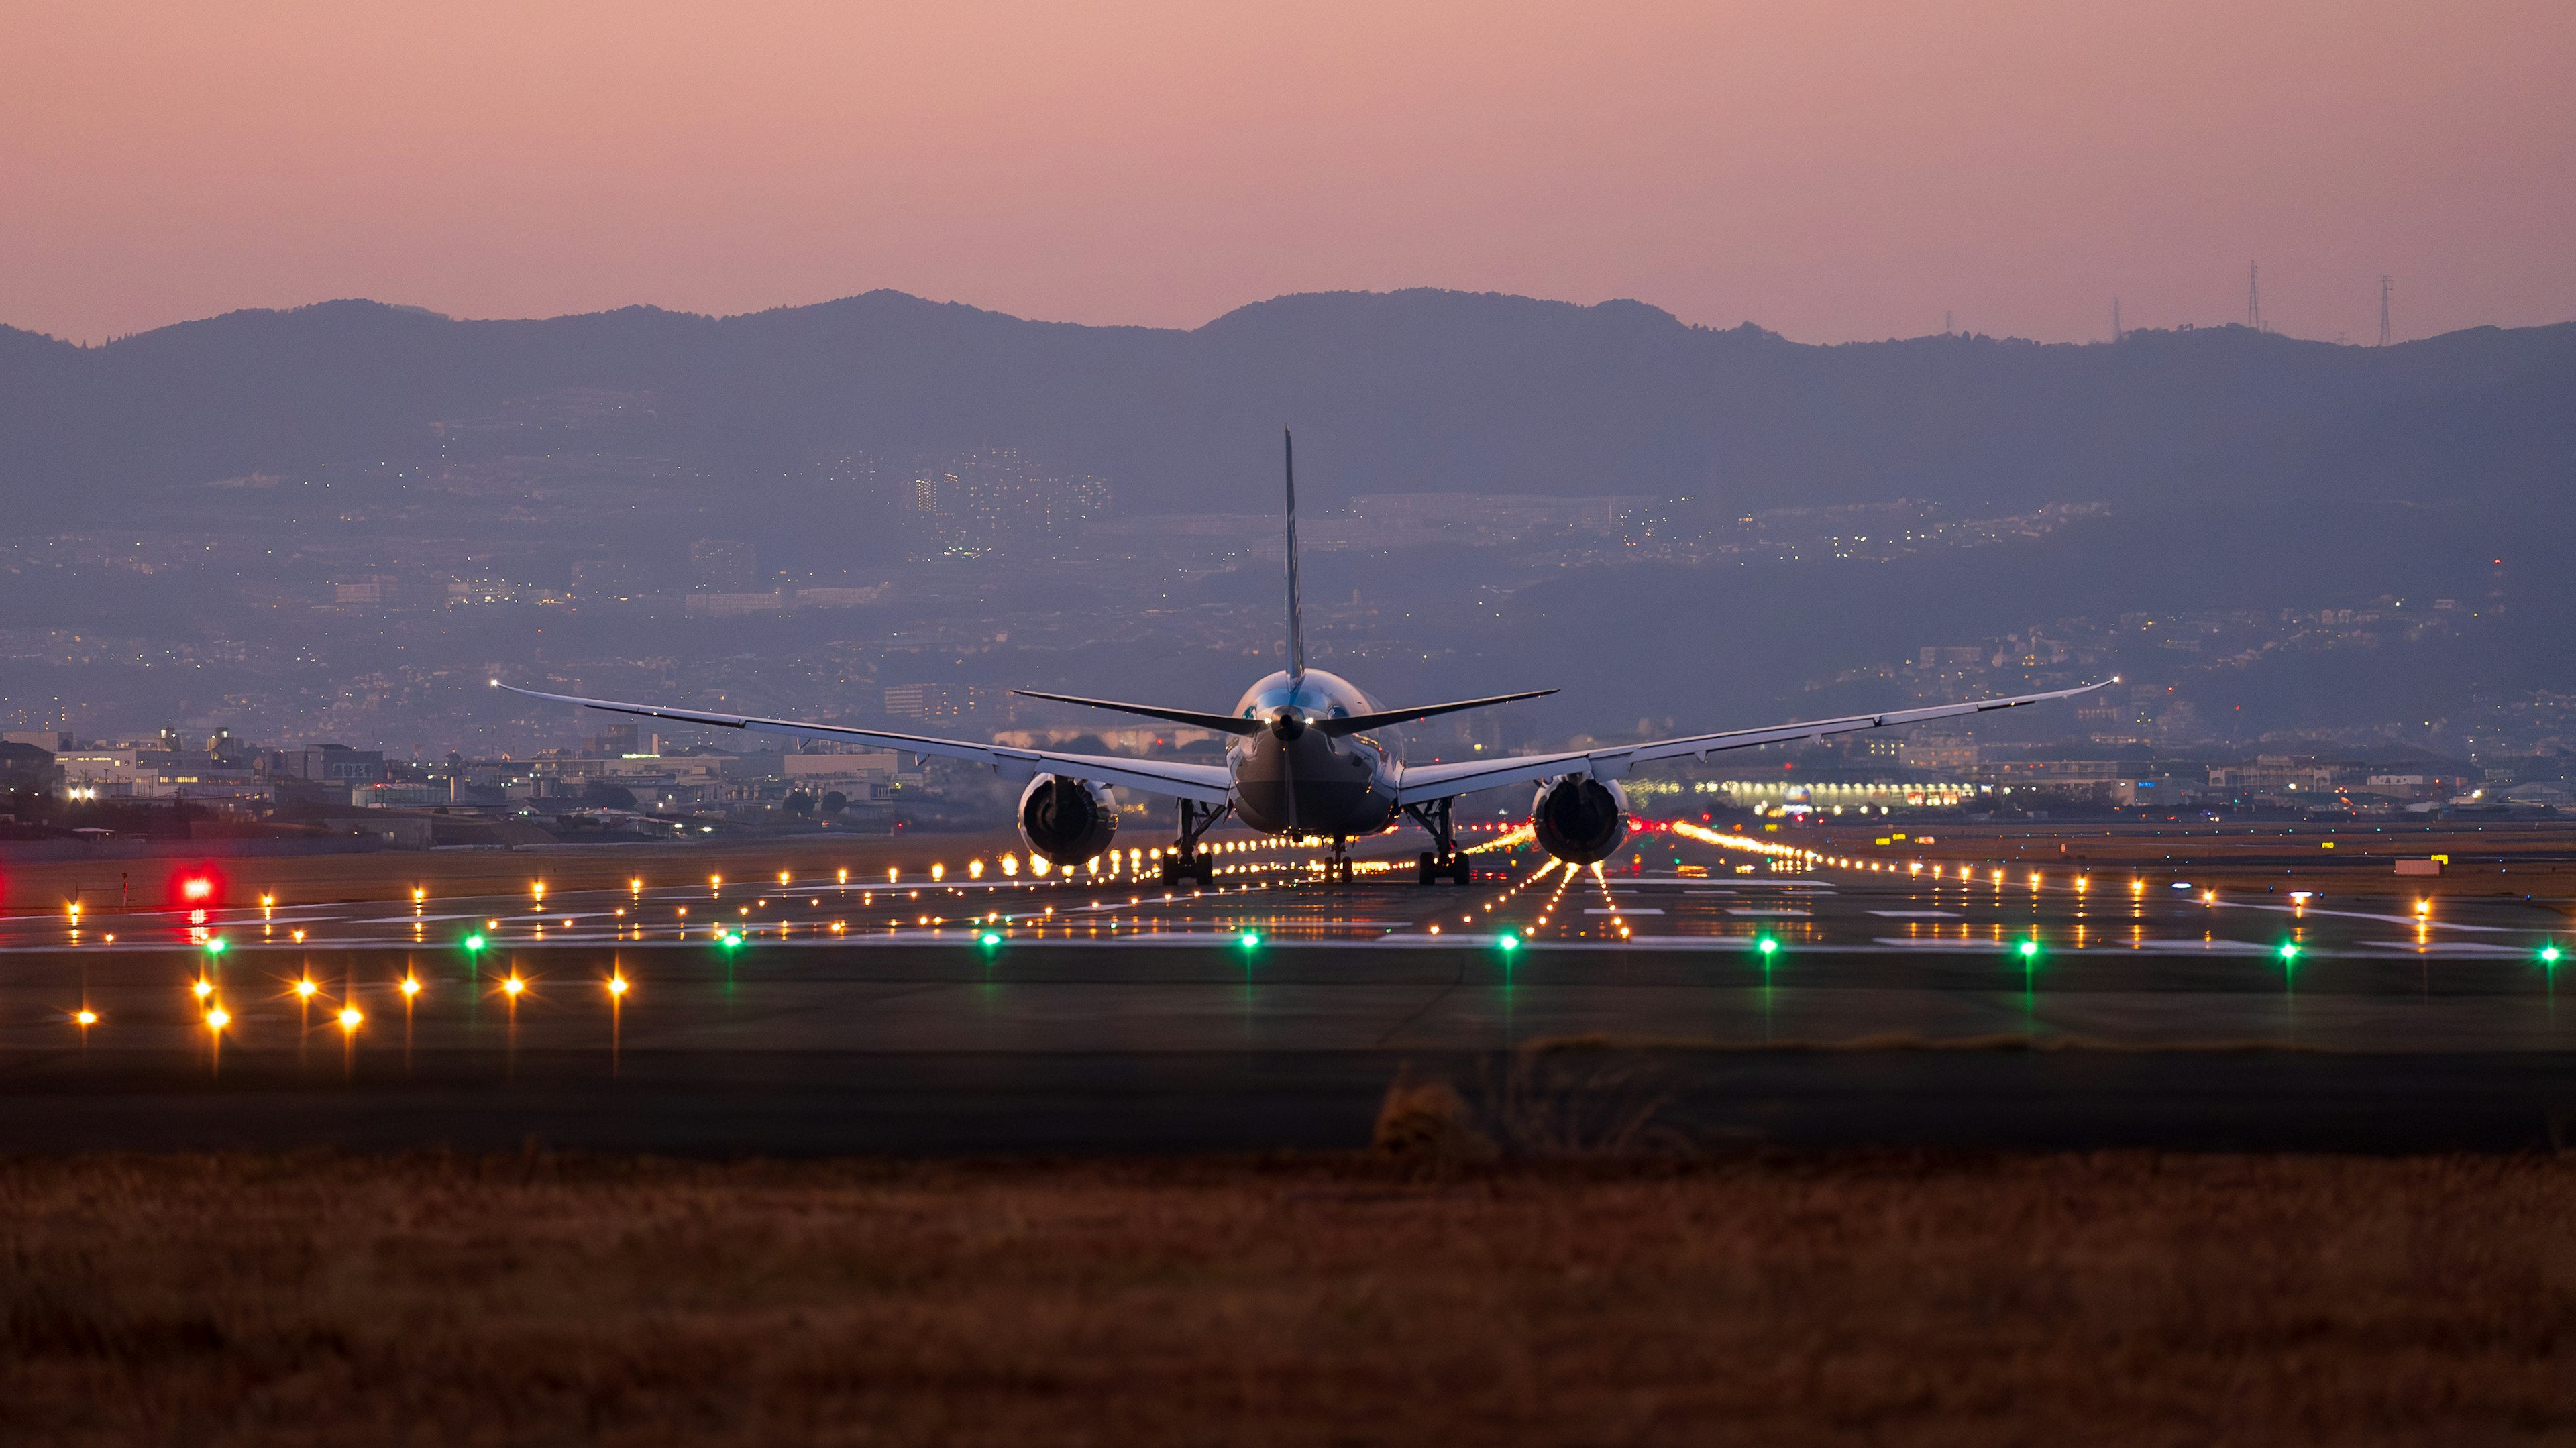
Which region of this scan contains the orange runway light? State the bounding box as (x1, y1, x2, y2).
(338, 1007, 363, 1031)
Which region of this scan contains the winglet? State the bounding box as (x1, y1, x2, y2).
(1282, 429, 1305, 683)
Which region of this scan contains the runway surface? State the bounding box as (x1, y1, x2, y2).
(5, 838, 2573, 1154)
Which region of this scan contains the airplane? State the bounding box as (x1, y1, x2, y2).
(498, 433, 2113, 886)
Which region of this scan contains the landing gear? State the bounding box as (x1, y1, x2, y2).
(1403, 799, 1473, 885)
(1160, 798, 1231, 887)
(1327, 835, 1354, 883)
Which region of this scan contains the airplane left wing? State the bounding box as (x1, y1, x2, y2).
(1391, 678, 2116, 806)
(493, 682, 1234, 804)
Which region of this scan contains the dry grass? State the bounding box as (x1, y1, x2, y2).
(1, 1150, 2570, 1446)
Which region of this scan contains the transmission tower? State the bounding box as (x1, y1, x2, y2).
(1944, 309, 1953, 335)
(2247, 262, 2261, 331)
(2378, 275, 2393, 346)
(2112, 296, 2123, 342)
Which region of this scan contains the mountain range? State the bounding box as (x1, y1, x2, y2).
(4, 288, 2571, 528)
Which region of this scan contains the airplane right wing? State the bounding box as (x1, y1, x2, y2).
(1392, 678, 2117, 806)
(494, 682, 1234, 804)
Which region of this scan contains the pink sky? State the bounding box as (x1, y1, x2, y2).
(3, 1, 2570, 345)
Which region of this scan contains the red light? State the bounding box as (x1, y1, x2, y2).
(167, 867, 227, 909)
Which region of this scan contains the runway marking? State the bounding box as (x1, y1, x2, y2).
(1585, 908, 1662, 915)
(2226, 901, 2516, 932)
(1727, 908, 1811, 917)
(1870, 909, 1960, 918)
(2356, 940, 2531, 956)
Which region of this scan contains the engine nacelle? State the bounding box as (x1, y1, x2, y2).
(1017, 774, 1117, 867)
(1531, 775, 1628, 865)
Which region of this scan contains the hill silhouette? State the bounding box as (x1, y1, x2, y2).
(4, 288, 2571, 528)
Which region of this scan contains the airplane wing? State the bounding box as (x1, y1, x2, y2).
(1391, 678, 2116, 806)
(493, 682, 1234, 805)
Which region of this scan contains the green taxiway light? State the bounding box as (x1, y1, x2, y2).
(1239, 931, 1261, 948)
(1756, 936, 1779, 957)
(2277, 942, 2302, 962)
(1496, 934, 1519, 952)
(2017, 939, 2039, 959)
(2542, 944, 2563, 966)
(203, 936, 227, 955)
(722, 933, 742, 947)
(463, 934, 486, 952)
(980, 932, 1002, 947)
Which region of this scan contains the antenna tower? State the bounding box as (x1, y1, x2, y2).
(2377, 276, 2393, 346)
(1943, 309, 1953, 336)
(2247, 262, 2261, 331)
(2112, 296, 2123, 343)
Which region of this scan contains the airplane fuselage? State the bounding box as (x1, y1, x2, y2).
(1224, 668, 1401, 838)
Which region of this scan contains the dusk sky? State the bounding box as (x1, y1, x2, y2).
(5, 1, 2570, 346)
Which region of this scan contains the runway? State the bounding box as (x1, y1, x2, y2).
(4, 836, 2572, 1155)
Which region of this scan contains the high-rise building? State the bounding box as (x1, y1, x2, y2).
(903, 447, 1110, 560)
(883, 683, 987, 721)
(687, 539, 759, 591)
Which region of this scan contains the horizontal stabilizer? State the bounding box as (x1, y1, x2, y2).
(1314, 689, 1558, 737)
(1010, 689, 1263, 736)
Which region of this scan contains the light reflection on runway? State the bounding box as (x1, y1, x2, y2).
(3, 832, 2571, 1063)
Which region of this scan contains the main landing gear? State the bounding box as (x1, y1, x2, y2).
(1159, 799, 1230, 887)
(1403, 799, 1474, 885)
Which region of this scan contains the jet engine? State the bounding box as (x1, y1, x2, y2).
(1017, 774, 1117, 867)
(1530, 775, 1627, 865)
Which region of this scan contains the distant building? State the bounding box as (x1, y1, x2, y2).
(0, 740, 59, 795)
(684, 590, 788, 617)
(904, 447, 1110, 560)
(570, 557, 646, 598)
(276, 744, 387, 786)
(688, 539, 759, 592)
(1900, 736, 1980, 771)
(884, 683, 986, 721)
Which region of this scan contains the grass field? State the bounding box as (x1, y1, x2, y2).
(3, 1147, 2570, 1445)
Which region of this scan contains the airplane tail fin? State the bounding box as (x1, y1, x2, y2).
(1283, 429, 1305, 682)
